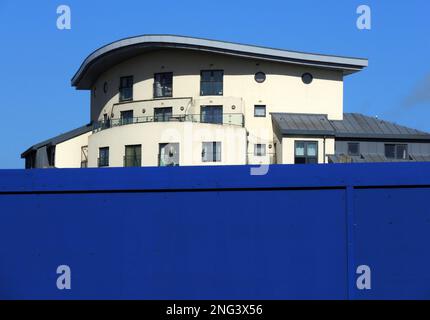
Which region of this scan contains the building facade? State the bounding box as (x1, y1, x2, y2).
(21, 35, 430, 168)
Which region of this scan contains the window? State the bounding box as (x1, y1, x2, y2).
(254, 144, 266, 156)
(385, 144, 408, 160)
(119, 76, 133, 101)
(98, 147, 109, 167)
(200, 70, 223, 96)
(254, 72, 266, 83)
(302, 73, 313, 84)
(124, 145, 141, 167)
(254, 105, 266, 117)
(154, 107, 173, 122)
(347, 142, 360, 156)
(295, 141, 318, 164)
(159, 143, 179, 166)
(120, 110, 134, 125)
(201, 106, 223, 124)
(154, 72, 173, 98)
(202, 142, 221, 162)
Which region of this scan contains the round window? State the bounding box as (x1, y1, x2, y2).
(302, 73, 313, 84)
(254, 72, 266, 83)
(103, 81, 108, 93)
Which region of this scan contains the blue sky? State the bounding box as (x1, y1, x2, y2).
(0, 0, 429, 168)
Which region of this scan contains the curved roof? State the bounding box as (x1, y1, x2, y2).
(72, 34, 368, 89)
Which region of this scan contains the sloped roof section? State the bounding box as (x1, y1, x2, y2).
(271, 113, 335, 136)
(331, 113, 430, 140)
(21, 123, 93, 158)
(272, 112, 430, 141)
(72, 34, 368, 89)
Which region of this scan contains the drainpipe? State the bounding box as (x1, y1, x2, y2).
(323, 136, 326, 164)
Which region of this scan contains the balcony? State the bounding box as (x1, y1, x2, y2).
(93, 113, 244, 133)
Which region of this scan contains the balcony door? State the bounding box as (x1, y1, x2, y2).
(201, 106, 223, 124)
(200, 70, 223, 96)
(154, 72, 173, 98)
(294, 141, 318, 164)
(154, 107, 173, 122)
(159, 143, 179, 166)
(120, 110, 134, 125)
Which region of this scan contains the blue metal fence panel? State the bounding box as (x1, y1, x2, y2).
(353, 187, 430, 299)
(0, 163, 429, 299)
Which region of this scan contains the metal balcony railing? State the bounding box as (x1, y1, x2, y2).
(93, 113, 244, 133)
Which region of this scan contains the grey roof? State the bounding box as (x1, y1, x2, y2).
(21, 123, 93, 158)
(271, 113, 335, 136)
(331, 113, 430, 140)
(272, 112, 430, 141)
(72, 34, 368, 89)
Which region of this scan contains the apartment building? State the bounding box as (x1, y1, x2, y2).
(21, 35, 430, 168)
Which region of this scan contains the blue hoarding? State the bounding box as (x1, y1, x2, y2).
(0, 163, 429, 299)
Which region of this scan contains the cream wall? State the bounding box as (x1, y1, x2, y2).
(91, 49, 343, 123)
(281, 137, 335, 164)
(88, 122, 247, 167)
(55, 132, 90, 168)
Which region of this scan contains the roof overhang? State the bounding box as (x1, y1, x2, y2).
(271, 112, 336, 138)
(21, 123, 93, 158)
(72, 34, 369, 90)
